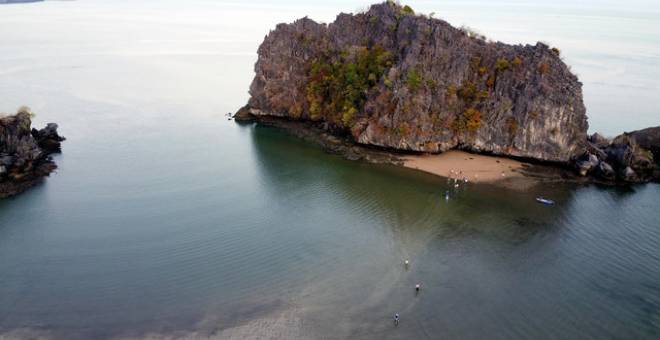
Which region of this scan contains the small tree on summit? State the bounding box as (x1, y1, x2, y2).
(17, 106, 35, 118)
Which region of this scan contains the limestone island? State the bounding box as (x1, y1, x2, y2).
(0, 108, 65, 198)
(235, 1, 659, 186)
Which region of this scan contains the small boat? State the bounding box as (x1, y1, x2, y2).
(536, 197, 555, 205)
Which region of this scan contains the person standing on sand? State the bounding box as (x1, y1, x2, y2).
(394, 313, 399, 326)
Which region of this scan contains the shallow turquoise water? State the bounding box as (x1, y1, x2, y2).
(0, 1, 659, 339)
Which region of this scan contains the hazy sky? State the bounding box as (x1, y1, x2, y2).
(1, 0, 658, 133)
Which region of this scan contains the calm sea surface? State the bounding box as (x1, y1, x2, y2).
(0, 1, 659, 339)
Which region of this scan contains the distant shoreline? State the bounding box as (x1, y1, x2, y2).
(0, 0, 44, 4)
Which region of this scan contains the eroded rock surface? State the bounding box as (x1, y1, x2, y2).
(628, 127, 660, 161)
(240, 1, 588, 163)
(237, 2, 660, 184)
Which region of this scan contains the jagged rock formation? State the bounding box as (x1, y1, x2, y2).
(0, 110, 65, 198)
(237, 1, 588, 163)
(236, 2, 660, 184)
(629, 127, 660, 162)
(576, 128, 660, 183)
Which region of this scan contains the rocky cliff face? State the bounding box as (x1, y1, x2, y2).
(0, 110, 65, 198)
(240, 1, 588, 163)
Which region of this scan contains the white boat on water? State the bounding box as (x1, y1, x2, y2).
(536, 197, 555, 205)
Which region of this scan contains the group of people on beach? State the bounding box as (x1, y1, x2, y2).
(393, 259, 422, 327)
(448, 169, 472, 187)
(445, 169, 474, 201)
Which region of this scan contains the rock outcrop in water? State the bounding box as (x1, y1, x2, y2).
(0, 109, 65, 198)
(237, 1, 588, 163)
(236, 1, 659, 184)
(576, 127, 660, 183)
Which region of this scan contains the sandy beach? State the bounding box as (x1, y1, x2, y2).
(403, 150, 528, 183)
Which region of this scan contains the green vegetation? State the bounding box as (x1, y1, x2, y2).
(17, 106, 35, 118)
(402, 5, 415, 15)
(450, 78, 485, 134)
(385, 1, 417, 18)
(406, 69, 423, 91)
(451, 74, 491, 135)
(456, 80, 489, 106)
(494, 58, 510, 73)
(384, 77, 393, 89)
(342, 107, 357, 127)
(451, 116, 463, 134)
(451, 108, 482, 134)
(457, 81, 478, 102)
(551, 47, 561, 56)
(464, 108, 482, 132)
(476, 90, 489, 101)
(426, 78, 437, 90)
(512, 56, 522, 66)
(306, 45, 394, 127)
(446, 84, 457, 97)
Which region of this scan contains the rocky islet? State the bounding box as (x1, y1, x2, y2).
(0, 109, 65, 198)
(236, 1, 659, 184)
